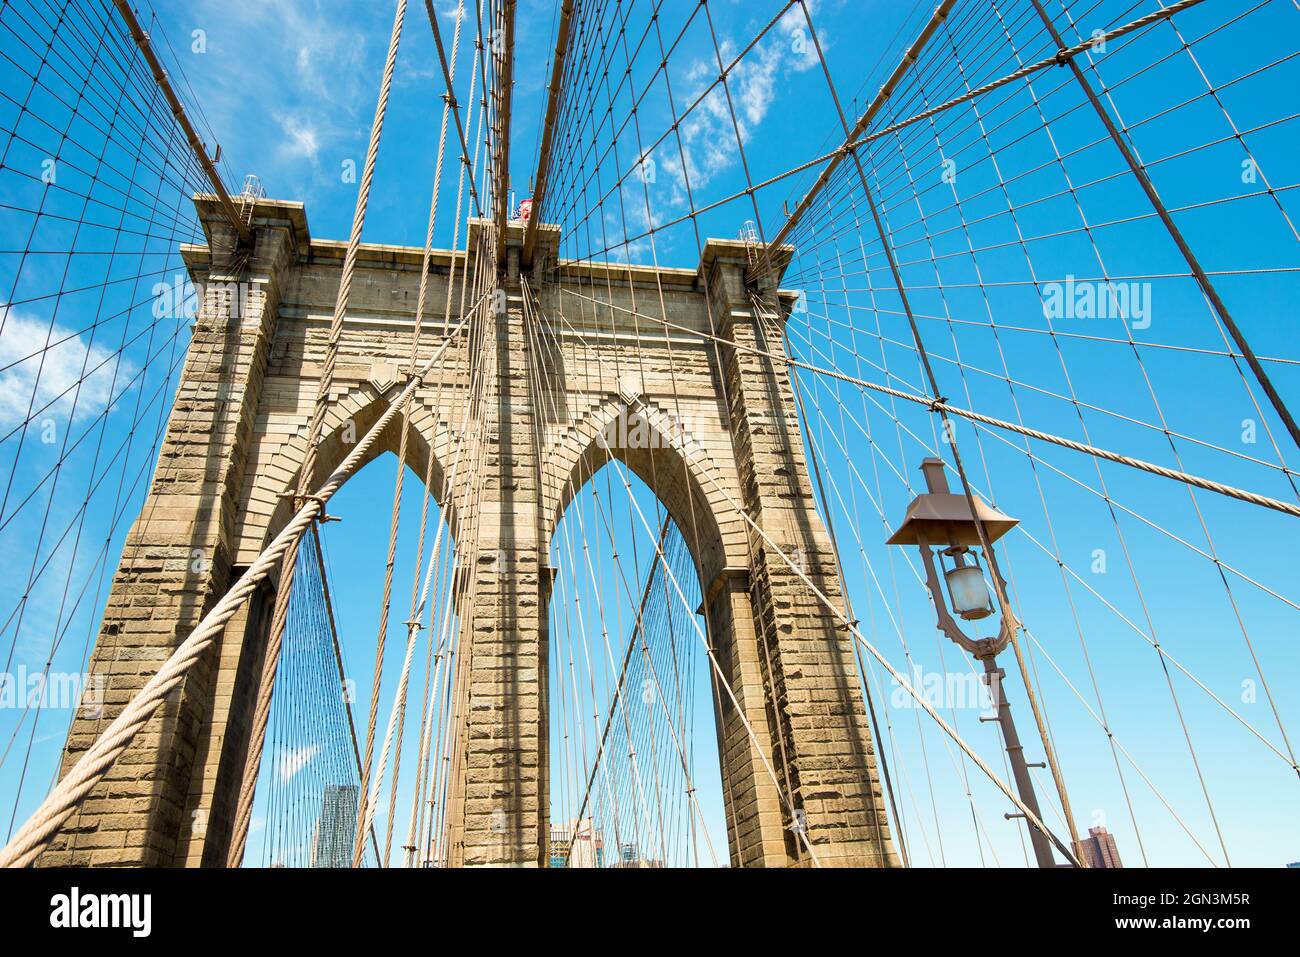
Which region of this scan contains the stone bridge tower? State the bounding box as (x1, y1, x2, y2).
(41, 196, 897, 869)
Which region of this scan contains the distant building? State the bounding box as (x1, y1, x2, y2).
(1080, 826, 1122, 868)
(312, 784, 358, 868)
(1288, 861, 1300, 868)
(547, 822, 571, 868)
(548, 818, 604, 868)
(611, 841, 663, 868)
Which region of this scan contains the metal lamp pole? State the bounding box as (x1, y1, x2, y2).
(980, 656, 1055, 868)
(888, 458, 1062, 868)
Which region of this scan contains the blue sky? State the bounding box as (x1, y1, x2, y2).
(1, 0, 1297, 867)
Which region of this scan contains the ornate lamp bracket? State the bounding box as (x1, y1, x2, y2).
(915, 532, 1018, 660)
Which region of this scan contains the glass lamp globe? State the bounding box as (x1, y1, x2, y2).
(944, 561, 993, 621)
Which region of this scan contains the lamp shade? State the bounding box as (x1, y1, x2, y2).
(886, 493, 1018, 547)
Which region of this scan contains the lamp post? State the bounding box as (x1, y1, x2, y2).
(888, 457, 1058, 868)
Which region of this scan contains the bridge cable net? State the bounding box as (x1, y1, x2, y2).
(519, 268, 726, 867)
(529, 0, 1299, 869)
(0, 0, 1297, 868)
(243, 529, 377, 868)
(0, 0, 229, 847)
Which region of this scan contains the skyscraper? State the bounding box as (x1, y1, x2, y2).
(1080, 826, 1123, 868)
(312, 784, 359, 868)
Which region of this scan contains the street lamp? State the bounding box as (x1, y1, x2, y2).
(888, 457, 1059, 868)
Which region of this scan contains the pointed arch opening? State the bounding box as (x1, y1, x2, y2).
(545, 457, 729, 868)
(230, 383, 468, 867)
(248, 387, 458, 562)
(543, 395, 746, 595)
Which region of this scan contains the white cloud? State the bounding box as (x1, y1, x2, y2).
(276, 113, 322, 163)
(174, 0, 385, 197)
(277, 743, 321, 783)
(739, 4, 823, 126)
(665, 3, 825, 194)
(0, 307, 135, 432)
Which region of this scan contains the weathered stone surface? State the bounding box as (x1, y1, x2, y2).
(39, 199, 895, 869)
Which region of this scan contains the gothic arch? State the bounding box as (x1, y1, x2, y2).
(235, 383, 459, 565)
(541, 394, 747, 591)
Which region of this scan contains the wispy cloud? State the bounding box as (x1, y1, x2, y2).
(171, 0, 386, 199)
(275, 113, 322, 164)
(662, 4, 824, 198)
(0, 307, 135, 431)
(277, 744, 321, 783)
